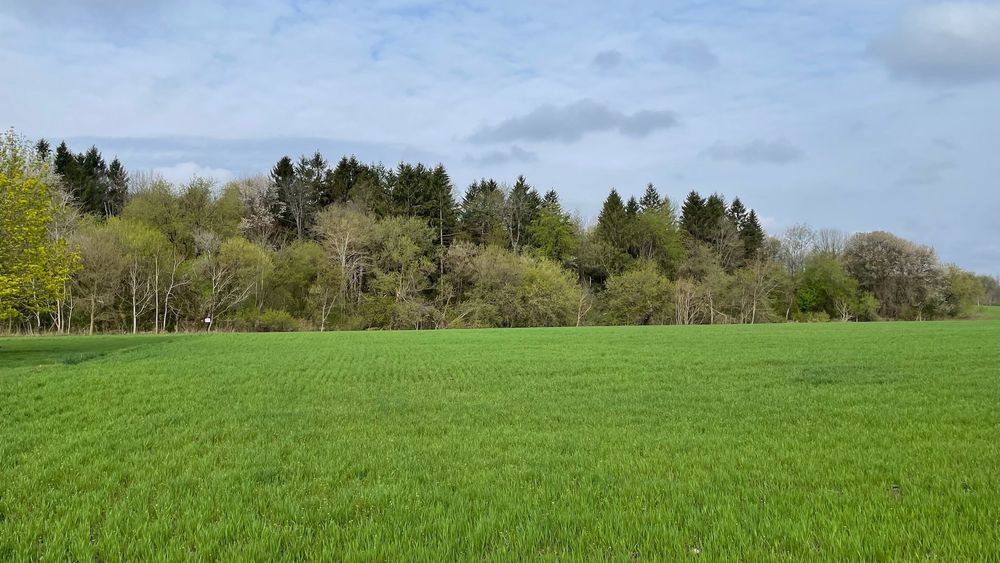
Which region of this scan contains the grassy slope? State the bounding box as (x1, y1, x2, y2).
(1, 321, 998, 560)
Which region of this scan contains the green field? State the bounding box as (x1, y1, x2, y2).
(2, 321, 998, 560)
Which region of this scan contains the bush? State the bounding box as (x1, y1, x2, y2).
(256, 309, 299, 332)
(798, 311, 830, 323)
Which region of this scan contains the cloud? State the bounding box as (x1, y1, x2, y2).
(701, 139, 804, 165)
(895, 160, 956, 186)
(868, 2, 1000, 85)
(591, 49, 624, 70)
(663, 38, 718, 70)
(464, 145, 538, 166)
(153, 161, 235, 185)
(468, 99, 678, 144)
(933, 137, 958, 150)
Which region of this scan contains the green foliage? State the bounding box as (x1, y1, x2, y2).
(943, 265, 986, 318)
(5, 128, 992, 333)
(0, 130, 79, 320)
(603, 261, 675, 325)
(527, 196, 577, 263)
(795, 253, 858, 320)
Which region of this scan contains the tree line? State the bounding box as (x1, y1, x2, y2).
(2, 129, 997, 334)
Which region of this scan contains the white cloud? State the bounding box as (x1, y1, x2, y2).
(868, 2, 1000, 84)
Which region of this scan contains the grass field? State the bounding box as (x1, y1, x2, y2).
(1, 320, 998, 560)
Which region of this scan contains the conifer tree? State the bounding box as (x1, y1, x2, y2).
(703, 193, 727, 237)
(329, 156, 364, 204)
(741, 209, 765, 258)
(680, 190, 706, 240)
(728, 197, 748, 229)
(427, 164, 457, 246)
(106, 158, 129, 216)
(639, 183, 661, 211)
(35, 139, 51, 160)
(459, 179, 504, 245)
(625, 196, 640, 217)
(270, 156, 296, 234)
(503, 175, 541, 252)
(595, 189, 629, 252)
(77, 146, 109, 216)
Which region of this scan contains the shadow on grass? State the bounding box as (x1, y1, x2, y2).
(0, 335, 181, 370)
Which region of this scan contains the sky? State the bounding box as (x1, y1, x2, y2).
(2, 0, 999, 274)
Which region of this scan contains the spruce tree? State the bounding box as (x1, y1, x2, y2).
(639, 183, 661, 211)
(542, 189, 559, 206)
(460, 178, 503, 245)
(680, 190, 706, 240)
(427, 164, 457, 246)
(741, 209, 765, 259)
(625, 196, 640, 217)
(504, 175, 541, 252)
(106, 158, 129, 216)
(77, 146, 108, 216)
(35, 139, 51, 160)
(329, 155, 364, 204)
(595, 189, 629, 252)
(703, 193, 727, 237)
(270, 156, 296, 233)
(54, 142, 76, 180)
(728, 197, 748, 229)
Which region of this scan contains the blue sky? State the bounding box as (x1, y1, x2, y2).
(2, 0, 998, 273)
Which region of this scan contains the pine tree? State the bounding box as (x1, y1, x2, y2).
(77, 146, 109, 216)
(459, 178, 503, 245)
(703, 193, 727, 237)
(542, 189, 559, 206)
(680, 190, 706, 240)
(625, 196, 640, 217)
(639, 183, 661, 211)
(329, 156, 364, 204)
(106, 158, 129, 216)
(741, 209, 765, 259)
(595, 189, 629, 252)
(54, 142, 77, 183)
(35, 139, 51, 160)
(728, 197, 748, 229)
(270, 156, 296, 234)
(285, 153, 326, 238)
(427, 164, 457, 246)
(503, 175, 541, 253)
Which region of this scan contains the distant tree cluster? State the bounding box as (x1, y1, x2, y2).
(1, 128, 995, 334)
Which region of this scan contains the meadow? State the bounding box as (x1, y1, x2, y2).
(1, 319, 998, 560)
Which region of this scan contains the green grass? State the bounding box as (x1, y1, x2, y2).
(1, 321, 998, 560)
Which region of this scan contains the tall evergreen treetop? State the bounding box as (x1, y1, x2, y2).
(703, 193, 727, 233)
(680, 190, 706, 240)
(728, 197, 748, 229)
(740, 209, 765, 259)
(542, 189, 560, 207)
(639, 183, 661, 212)
(595, 188, 629, 252)
(625, 196, 640, 217)
(106, 158, 129, 216)
(35, 139, 51, 160)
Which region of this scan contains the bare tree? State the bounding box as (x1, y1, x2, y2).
(314, 204, 374, 308)
(816, 228, 849, 256)
(779, 223, 817, 277)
